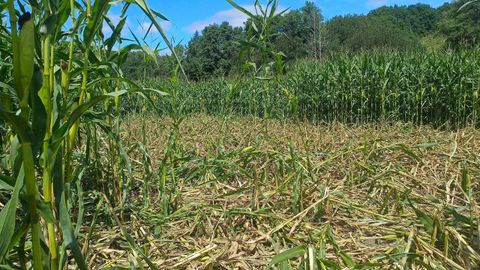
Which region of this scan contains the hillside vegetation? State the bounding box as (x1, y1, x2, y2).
(122, 0, 480, 81)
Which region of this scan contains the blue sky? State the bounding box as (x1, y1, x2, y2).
(108, 0, 450, 49)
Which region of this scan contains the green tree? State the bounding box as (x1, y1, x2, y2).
(121, 44, 186, 80)
(185, 22, 243, 81)
(438, 0, 480, 48)
(369, 4, 439, 35)
(325, 15, 420, 53)
(271, 1, 323, 60)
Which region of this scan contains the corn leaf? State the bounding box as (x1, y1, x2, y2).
(266, 245, 306, 269)
(83, 0, 110, 46)
(58, 193, 88, 270)
(0, 165, 24, 260)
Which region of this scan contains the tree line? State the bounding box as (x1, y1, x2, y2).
(122, 0, 480, 81)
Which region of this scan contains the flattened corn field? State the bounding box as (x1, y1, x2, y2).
(83, 115, 479, 269)
(0, 0, 479, 269)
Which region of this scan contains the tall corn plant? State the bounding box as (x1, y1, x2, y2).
(226, 0, 287, 79)
(0, 0, 178, 268)
(148, 50, 480, 128)
(225, 0, 298, 119)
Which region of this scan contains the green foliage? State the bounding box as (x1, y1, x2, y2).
(122, 45, 185, 80)
(420, 34, 447, 52)
(270, 1, 323, 60)
(438, 0, 480, 48)
(325, 15, 421, 53)
(323, 0, 480, 53)
(369, 4, 439, 35)
(137, 50, 480, 129)
(1, 0, 479, 268)
(0, 0, 172, 268)
(231, 0, 288, 78)
(121, 1, 480, 81)
(185, 22, 244, 81)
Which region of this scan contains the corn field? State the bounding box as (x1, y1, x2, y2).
(0, 0, 173, 269)
(137, 50, 480, 128)
(0, 0, 479, 269)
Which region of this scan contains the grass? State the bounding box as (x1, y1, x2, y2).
(78, 114, 479, 269)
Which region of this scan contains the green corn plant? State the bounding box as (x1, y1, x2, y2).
(266, 225, 378, 269)
(144, 49, 480, 128)
(2, 6, 44, 269)
(226, 0, 287, 79)
(0, 0, 180, 268)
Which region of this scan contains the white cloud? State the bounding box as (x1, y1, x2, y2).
(102, 12, 173, 43)
(102, 12, 130, 36)
(138, 20, 172, 34)
(161, 21, 173, 31)
(367, 0, 389, 7)
(185, 4, 286, 33)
